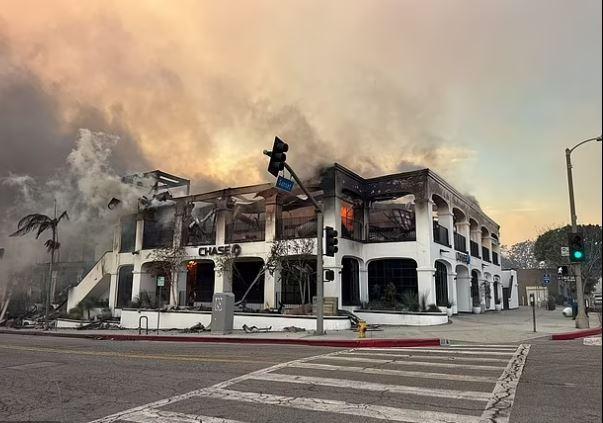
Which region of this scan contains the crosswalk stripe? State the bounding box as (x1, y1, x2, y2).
(123, 408, 244, 423)
(250, 372, 492, 401)
(342, 351, 510, 363)
(355, 348, 515, 356)
(196, 388, 482, 423)
(288, 362, 498, 383)
(449, 344, 519, 348)
(320, 355, 505, 370)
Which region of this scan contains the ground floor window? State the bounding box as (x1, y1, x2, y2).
(186, 261, 215, 304)
(232, 260, 265, 304)
(367, 259, 418, 306)
(341, 257, 360, 306)
(280, 258, 316, 305)
(117, 265, 133, 308)
(435, 261, 448, 307)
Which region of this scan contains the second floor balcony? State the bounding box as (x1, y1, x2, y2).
(482, 246, 491, 262)
(433, 222, 449, 246)
(492, 251, 499, 266)
(470, 241, 480, 258)
(278, 216, 317, 240)
(454, 232, 467, 253)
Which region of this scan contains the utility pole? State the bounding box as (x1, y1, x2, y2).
(564, 134, 602, 329)
(264, 139, 326, 335)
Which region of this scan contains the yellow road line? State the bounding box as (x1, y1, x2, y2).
(0, 344, 275, 365)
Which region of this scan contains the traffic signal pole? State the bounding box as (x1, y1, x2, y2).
(281, 162, 325, 335)
(564, 135, 601, 329)
(263, 147, 326, 335)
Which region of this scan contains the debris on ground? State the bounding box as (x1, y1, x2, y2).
(242, 324, 272, 333)
(283, 325, 306, 332)
(179, 322, 210, 333)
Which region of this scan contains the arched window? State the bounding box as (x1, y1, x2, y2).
(368, 259, 418, 304)
(435, 261, 448, 307)
(342, 258, 360, 306)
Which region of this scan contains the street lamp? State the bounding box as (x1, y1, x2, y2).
(565, 134, 602, 329)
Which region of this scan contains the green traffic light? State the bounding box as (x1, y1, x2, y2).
(573, 251, 584, 259)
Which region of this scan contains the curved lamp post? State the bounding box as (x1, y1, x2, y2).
(565, 134, 602, 329)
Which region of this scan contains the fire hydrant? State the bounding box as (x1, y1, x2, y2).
(357, 320, 368, 338)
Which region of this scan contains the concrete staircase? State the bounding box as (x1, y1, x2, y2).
(67, 251, 115, 311)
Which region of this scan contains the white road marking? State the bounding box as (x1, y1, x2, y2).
(363, 348, 515, 356)
(197, 388, 482, 423)
(583, 336, 602, 346)
(123, 408, 245, 423)
(344, 351, 511, 363)
(289, 362, 498, 383)
(449, 344, 520, 348)
(480, 344, 531, 423)
(319, 355, 505, 370)
(250, 372, 493, 401)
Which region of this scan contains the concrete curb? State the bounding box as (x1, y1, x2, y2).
(550, 327, 602, 340)
(0, 329, 441, 348)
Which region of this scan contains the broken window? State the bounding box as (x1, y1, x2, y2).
(232, 259, 265, 305)
(119, 214, 136, 253)
(279, 258, 316, 305)
(142, 206, 175, 249)
(368, 259, 418, 304)
(184, 201, 216, 246)
(117, 265, 134, 308)
(341, 198, 364, 241)
(226, 196, 266, 243)
(278, 195, 319, 240)
(368, 194, 416, 242)
(186, 260, 215, 304)
(341, 257, 360, 306)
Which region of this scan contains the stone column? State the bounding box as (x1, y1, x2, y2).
(359, 263, 369, 304)
(108, 272, 118, 311)
(437, 209, 454, 247)
(449, 271, 458, 314)
(131, 266, 142, 303)
(415, 199, 436, 305)
(457, 221, 471, 252)
(416, 267, 436, 306)
(135, 215, 144, 251)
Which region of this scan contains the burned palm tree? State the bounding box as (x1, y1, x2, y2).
(10, 207, 69, 326)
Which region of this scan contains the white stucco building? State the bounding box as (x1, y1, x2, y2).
(67, 165, 509, 327)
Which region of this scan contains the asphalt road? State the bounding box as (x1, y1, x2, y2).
(0, 333, 600, 422)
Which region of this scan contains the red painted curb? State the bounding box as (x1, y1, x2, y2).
(551, 327, 602, 340)
(0, 329, 440, 348)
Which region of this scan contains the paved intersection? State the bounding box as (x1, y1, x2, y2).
(90, 344, 529, 423)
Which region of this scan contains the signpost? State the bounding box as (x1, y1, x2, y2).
(560, 246, 570, 257)
(542, 274, 551, 286)
(156, 276, 165, 333)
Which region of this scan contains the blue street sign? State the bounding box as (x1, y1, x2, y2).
(543, 274, 551, 286)
(276, 175, 294, 192)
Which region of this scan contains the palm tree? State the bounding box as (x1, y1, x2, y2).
(10, 206, 68, 326)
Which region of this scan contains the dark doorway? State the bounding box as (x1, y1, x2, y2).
(342, 257, 360, 306)
(186, 261, 215, 304)
(116, 265, 134, 308)
(471, 270, 480, 306)
(435, 261, 449, 307)
(502, 288, 510, 310)
(367, 259, 418, 303)
(233, 260, 265, 304)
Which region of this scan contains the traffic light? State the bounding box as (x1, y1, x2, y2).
(557, 266, 569, 276)
(267, 136, 289, 177)
(325, 226, 338, 257)
(324, 269, 335, 281)
(568, 232, 586, 263)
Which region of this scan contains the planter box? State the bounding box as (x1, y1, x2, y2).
(446, 308, 453, 317)
(354, 309, 448, 326)
(495, 304, 502, 312)
(472, 306, 482, 314)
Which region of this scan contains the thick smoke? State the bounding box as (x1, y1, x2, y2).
(0, 130, 152, 290)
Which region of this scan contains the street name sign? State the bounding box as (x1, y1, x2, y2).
(542, 274, 551, 286)
(157, 276, 165, 287)
(276, 175, 294, 192)
(560, 246, 570, 257)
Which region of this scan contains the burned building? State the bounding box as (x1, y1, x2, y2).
(67, 164, 505, 324)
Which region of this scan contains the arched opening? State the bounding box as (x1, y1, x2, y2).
(140, 261, 172, 306)
(368, 259, 418, 308)
(471, 269, 480, 307)
(434, 261, 449, 307)
(493, 276, 500, 305)
(280, 257, 316, 305)
(232, 258, 265, 306)
(341, 257, 360, 306)
(116, 265, 134, 308)
(481, 227, 491, 262)
(469, 218, 480, 258)
(452, 208, 468, 253)
(368, 194, 416, 242)
(185, 260, 215, 305)
(432, 195, 450, 246)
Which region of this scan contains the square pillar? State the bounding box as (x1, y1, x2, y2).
(359, 264, 369, 304)
(417, 267, 436, 306)
(414, 199, 434, 268)
(108, 272, 118, 311)
(131, 267, 142, 303)
(449, 272, 458, 314)
(264, 269, 277, 309)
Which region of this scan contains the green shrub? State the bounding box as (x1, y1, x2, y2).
(427, 304, 440, 312)
(401, 291, 419, 312)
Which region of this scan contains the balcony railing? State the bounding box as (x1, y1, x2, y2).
(492, 251, 499, 266)
(454, 232, 467, 253)
(470, 241, 480, 258)
(367, 226, 416, 242)
(341, 217, 363, 241)
(225, 219, 265, 243)
(278, 216, 317, 240)
(433, 222, 449, 246)
(482, 246, 491, 262)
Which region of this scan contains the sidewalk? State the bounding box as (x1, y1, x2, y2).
(1, 306, 600, 345)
